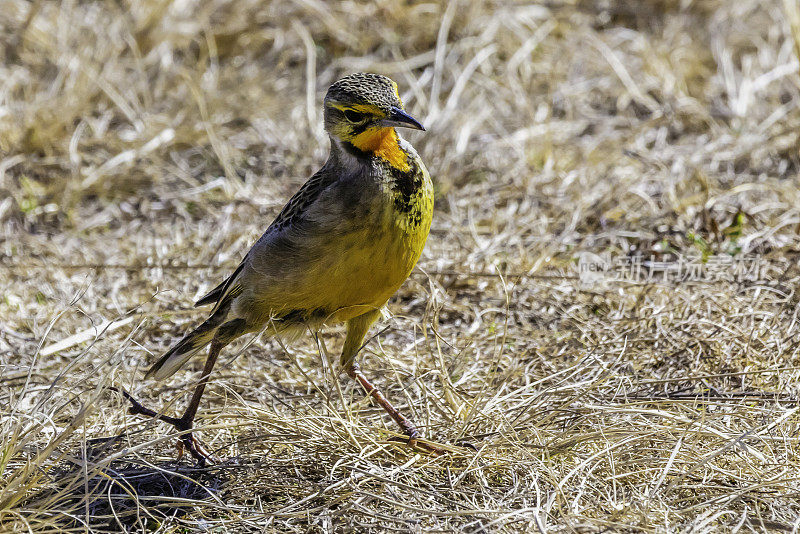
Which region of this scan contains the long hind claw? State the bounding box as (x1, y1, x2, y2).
(387, 431, 447, 456)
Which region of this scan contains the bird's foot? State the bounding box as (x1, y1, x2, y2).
(343, 365, 465, 456)
(112, 386, 219, 466)
(388, 428, 447, 456)
(407, 436, 447, 456)
(388, 429, 478, 456)
(175, 430, 220, 467)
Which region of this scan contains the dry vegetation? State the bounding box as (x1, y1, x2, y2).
(3, 0, 800, 532)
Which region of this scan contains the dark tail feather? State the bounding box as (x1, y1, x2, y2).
(194, 261, 245, 308)
(150, 277, 240, 381)
(144, 321, 218, 381)
(194, 281, 226, 307)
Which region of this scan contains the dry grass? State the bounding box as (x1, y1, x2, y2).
(3, 0, 800, 531)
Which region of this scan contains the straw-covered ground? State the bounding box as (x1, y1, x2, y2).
(3, 0, 800, 532)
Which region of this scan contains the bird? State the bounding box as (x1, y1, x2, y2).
(119, 73, 437, 464)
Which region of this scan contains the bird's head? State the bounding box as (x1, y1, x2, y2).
(324, 73, 424, 167)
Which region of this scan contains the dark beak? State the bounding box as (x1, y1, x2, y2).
(382, 106, 425, 131)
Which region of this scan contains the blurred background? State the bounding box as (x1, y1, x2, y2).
(3, 0, 800, 531)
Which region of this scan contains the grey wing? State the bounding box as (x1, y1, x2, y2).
(229, 165, 381, 322)
(264, 166, 340, 233)
(194, 166, 341, 312)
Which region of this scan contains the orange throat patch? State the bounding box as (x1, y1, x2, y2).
(351, 127, 410, 172)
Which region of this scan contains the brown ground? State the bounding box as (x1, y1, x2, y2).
(3, 1, 800, 532)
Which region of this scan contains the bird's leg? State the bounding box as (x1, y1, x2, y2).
(170, 338, 223, 465)
(117, 339, 223, 466)
(346, 361, 418, 436)
(345, 361, 443, 456)
(341, 311, 443, 455)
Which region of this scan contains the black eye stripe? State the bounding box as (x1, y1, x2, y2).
(344, 109, 367, 123)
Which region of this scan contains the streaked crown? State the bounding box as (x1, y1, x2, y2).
(324, 73, 402, 113)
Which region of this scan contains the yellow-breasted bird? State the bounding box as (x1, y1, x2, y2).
(120, 73, 436, 463)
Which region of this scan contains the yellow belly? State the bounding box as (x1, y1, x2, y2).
(305, 191, 432, 323)
(240, 181, 433, 327)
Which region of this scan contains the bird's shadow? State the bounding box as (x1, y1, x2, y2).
(39, 434, 252, 533)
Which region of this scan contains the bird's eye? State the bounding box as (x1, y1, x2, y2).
(344, 110, 366, 123)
